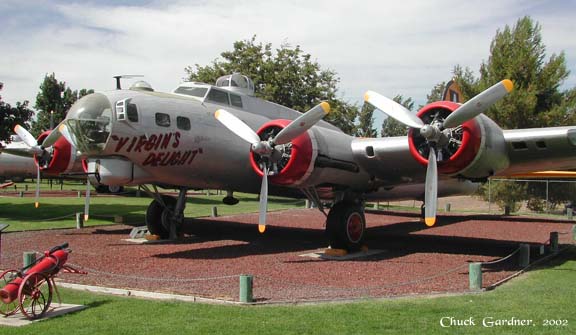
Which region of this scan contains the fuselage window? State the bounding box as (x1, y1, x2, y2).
(155, 113, 170, 127)
(127, 103, 138, 122)
(230, 93, 243, 108)
(206, 88, 230, 105)
(177, 116, 191, 131)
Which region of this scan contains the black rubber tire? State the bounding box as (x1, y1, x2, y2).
(145, 196, 176, 239)
(326, 202, 366, 251)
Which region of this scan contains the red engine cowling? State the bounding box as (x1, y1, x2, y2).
(408, 101, 483, 175)
(249, 119, 316, 186)
(35, 131, 76, 176)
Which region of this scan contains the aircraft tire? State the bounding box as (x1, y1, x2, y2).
(145, 196, 176, 239)
(326, 202, 366, 251)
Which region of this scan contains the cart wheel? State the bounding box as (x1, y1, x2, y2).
(18, 273, 52, 320)
(0, 270, 20, 316)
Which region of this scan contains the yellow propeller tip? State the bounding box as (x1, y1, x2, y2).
(214, 110, 221, 119)
(34, 202, 39, 208)
(502, 79, 514, 93)
(258, 224, 266, 233)
(363, 92, 370, 102)
(424, 217, 436, 227)
(320, 101, 330, 114)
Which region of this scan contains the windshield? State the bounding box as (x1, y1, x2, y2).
(174, 86, 208, 98)
(65, 93, 112, 155)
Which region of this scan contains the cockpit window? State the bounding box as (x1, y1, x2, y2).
(230, 93, 243, 108)
(206, 88, 229, 105)
(174, 86, 208, 98)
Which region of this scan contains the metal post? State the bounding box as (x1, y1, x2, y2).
(550, 232, 559, 254)
(211, 206, 218, 217)
(76, 212, 84, 229)
(519, 244, 530, 268)
(488, 179, 491, 213)
(545, 180, 549, 213)
(77, 191, 81, 198)
(239, 275, 253, 303)
(572, 225, 576, 242)
(19, 191, 24, 198)
(469, 263, 482, 290)
(445, 203, 451, 212)
(23, 252, 36, 268)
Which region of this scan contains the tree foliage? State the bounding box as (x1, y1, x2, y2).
(31, 73, 94, 136)
(380, 95, 413, 137)
(455, 17, 576, 211)
(442, 17, 574, 129)
(185, 36, 358, 134)
(356, 104, 377, 137)
(0, 99, 34, 143)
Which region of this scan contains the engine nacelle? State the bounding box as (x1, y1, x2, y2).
(250, 120, 317, 186)
(249, 120, 370, 189)
(408, 101, 509, 180)
(35, 130, 80, 176)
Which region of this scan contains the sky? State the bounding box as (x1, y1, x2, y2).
(1, 0, 575, 114)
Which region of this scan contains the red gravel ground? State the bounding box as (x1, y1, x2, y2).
(1, 209, 573, 303)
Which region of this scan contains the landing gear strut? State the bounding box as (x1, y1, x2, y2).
(326, 201, 366, 251)
(145, 186, 189, 240)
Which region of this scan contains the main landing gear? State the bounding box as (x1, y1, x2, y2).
(145, 186, 188, 240)
(325, 201, 366, 251)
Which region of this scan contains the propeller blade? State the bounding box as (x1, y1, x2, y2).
(84, 178, 91, 221)
(214, 109, 261, 145)
(41, 127, 62, 147)
(273, 102, 330, 145)
(13, 125, 38, 148)
(34, 164, 40, 208)
(58, 123, 78, 148)
(0, 147, 39, 157)
(424, 149, 438, 227)
(443, 79, 513, 128)
(258, 164, 269, 233)
(364, 91, 424, 129)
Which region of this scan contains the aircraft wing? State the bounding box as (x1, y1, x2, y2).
(497, 126, 576, 176)
(351, 124, 576, 186)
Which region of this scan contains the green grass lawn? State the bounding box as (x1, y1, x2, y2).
(0, 192, 304, 232)
(0, 248, 574, 334)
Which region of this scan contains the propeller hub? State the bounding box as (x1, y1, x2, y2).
(420, 124, 442, 142)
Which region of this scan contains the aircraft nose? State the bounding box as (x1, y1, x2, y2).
(65, 93, 113, 155)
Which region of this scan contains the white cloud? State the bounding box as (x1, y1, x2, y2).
(1, 0, 574, 112)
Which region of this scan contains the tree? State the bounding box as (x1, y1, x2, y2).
(0, 99, 34, 143)
(31, 73, 93, 136)
(185, 36, 357, 134)
(453, 17, 576, 211)
(356, 104, 377, 137)
(380, 95, 413, 137)
(478, 17, 572, 129)
(478, 180, 527, 214)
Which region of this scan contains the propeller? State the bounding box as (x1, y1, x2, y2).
(215, 102, 330, 233)
(365, 79, 513, 226)
(13, 125, 45, 208)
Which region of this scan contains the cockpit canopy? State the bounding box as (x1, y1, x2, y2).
(215, 74, 255, 96)
(65, 93, 112, 155)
